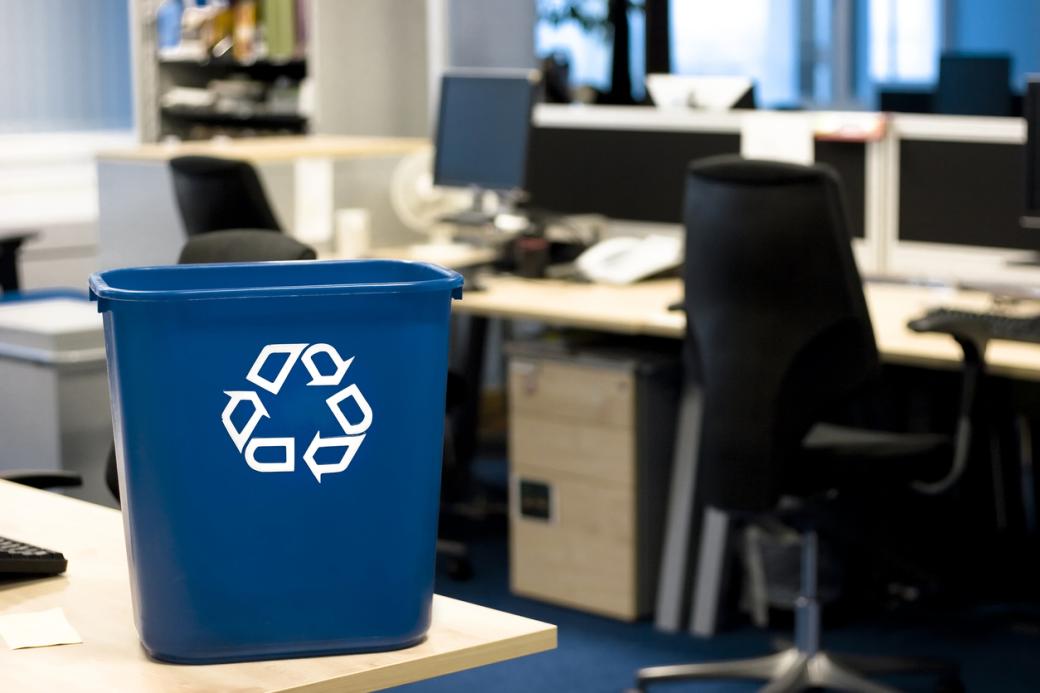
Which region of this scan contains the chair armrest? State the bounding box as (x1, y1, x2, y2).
(0, 470, 83, 490)
(912, 335, 984, 495)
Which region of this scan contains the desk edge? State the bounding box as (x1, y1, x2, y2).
(280, 625, 557, 693)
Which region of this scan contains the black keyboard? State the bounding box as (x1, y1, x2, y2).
(909, 307, 1040, 344)
(0, 536, 67, 576)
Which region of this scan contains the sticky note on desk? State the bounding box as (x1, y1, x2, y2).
(0, 608, 82, 649)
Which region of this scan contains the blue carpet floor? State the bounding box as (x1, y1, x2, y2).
(397, 530, 1040, 692)
(393, 451, 1040, 692)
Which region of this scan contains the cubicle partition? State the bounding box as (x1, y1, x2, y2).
(814, 135, 887, 272)
(885, 114, 1040, 283)
(814, 140, 867, 239)
(527, 104, 1040, 285)
(94, 109, 1040, 286)
(526, 107, 741, 224)
(527, 105, 885, 274)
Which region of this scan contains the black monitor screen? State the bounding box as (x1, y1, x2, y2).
(433, 72, 538, 192)
(1025, 78, 1040, 220)
(935, 53, 1011, 117)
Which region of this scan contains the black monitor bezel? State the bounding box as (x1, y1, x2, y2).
(432, 69, 540, 194)
(1024, 77, 1040, 225)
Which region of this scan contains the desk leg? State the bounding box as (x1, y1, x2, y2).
(655, 386, 704, 632)
(689, 506, 731, 637)
(1017, 414, 1037, 535)
(453, 315, 489, 484)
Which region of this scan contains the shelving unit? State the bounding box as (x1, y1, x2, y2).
(132, 0, 311, 142)
(157, 55, 307, 79)
(160, 105, 307, 129)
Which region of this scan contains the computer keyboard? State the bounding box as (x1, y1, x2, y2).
(908, 307, 1040, 344)
(0, 536, 67, 576)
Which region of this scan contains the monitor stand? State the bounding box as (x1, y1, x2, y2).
(440, 188, 499, 227)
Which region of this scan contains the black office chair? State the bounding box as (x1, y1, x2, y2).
(177, 228, 315, 264)
(634, 157, 968, 692)
(0, 231, 37, 294)
(169, 156, 283, 236)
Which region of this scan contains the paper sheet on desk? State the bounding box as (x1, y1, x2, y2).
(0, 607, 82, 649)
(740, 112, 815, 164)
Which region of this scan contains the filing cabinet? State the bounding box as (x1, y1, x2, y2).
(507, 341, 679, 620)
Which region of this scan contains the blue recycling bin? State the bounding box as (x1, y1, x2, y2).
(89, 259, 463, 663)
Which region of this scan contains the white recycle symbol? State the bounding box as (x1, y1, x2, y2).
(221, 343, 373, 483)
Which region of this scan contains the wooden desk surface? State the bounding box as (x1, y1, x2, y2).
(97, 135, 428, 164)
(457, 276, 685, 337)
(454, 275, 1040, 382)
(0, 481, 555, 692)
(361, 243, 499, 270)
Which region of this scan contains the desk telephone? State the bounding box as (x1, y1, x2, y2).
(575, 235, 683, 285)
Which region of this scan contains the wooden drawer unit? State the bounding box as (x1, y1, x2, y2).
(511, 473, 636, 617)
(507, 343, 679, 621)
(509, 358, 634, 429)
(510, 416, 633, 486)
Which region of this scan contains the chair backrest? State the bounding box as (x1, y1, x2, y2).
(177, 229, 316, 264)
(0, 232, 35, 294)
(105, 229, 316, 502)
(683, 156, 879, 512)
(0, 238, 22, 294)
(168, 156, 282, 236)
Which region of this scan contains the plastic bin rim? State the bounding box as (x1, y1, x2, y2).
(88, 259, 464, 305)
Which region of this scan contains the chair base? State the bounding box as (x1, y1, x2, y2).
(632, 646, 957, 692)
(636, 530, 959, 692)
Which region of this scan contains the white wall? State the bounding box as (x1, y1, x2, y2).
(311, 0, 536, 137)
(310, 0, 431, 137)
(447, 0, 536, 70)
(0, 0, 134, 134)
(950, 0, 1040, 91)
(0, 131, 135, 290)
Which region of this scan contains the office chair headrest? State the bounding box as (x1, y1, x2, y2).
(688, 155, 832, 187)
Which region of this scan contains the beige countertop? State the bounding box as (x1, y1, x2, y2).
(97, 135, 429, 163)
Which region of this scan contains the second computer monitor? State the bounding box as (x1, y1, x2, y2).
(433, 70, 539, 195)
(935, 53, 1011, 117)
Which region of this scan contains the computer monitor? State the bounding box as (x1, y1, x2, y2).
(433, 70, 540, 217)
(1022, 78, 1040, 228)
(645, 74, 755, 111)
(935, 53, 1012, 117)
